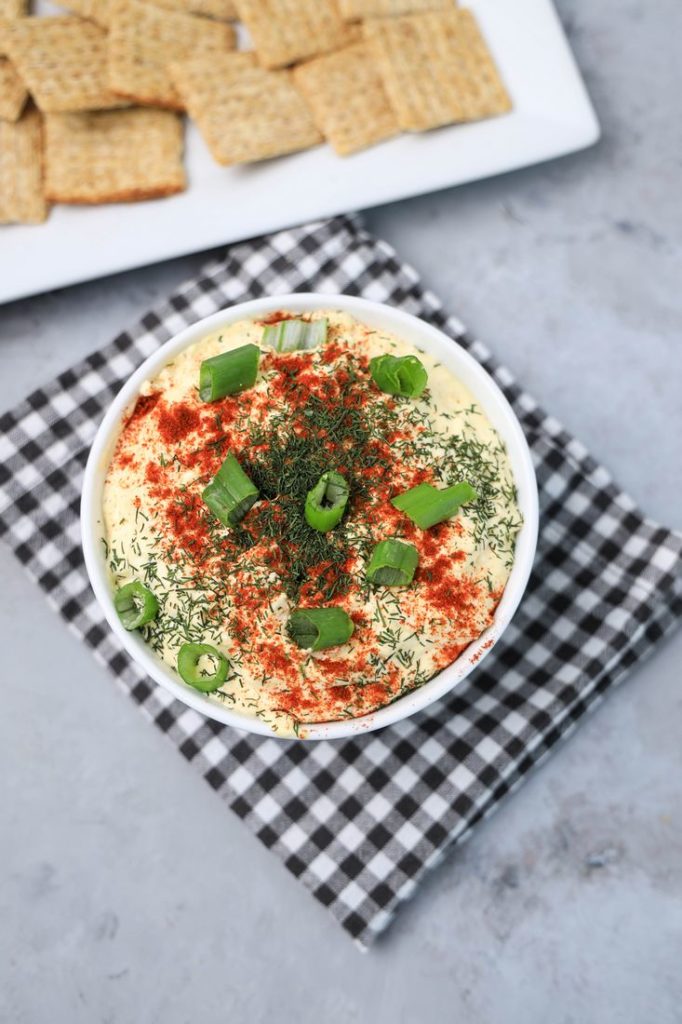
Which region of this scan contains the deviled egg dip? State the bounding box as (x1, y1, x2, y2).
(103, 310, 522, 736)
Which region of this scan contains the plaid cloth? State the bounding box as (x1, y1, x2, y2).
(1, 215, 681, 949)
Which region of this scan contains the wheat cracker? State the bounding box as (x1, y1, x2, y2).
(5, 17, 126, 112)
(365, 8, 511, 131)
(44, 106, 185, 203)
(0, 106, 47, 223)
(293, 41, 398, 156)
(170, 52, 322, 165)
(234, 0, 356, 69)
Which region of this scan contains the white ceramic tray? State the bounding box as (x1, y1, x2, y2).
(0, 0, 599, 305)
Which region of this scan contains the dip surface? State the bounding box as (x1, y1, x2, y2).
(103, 311, 522, 736)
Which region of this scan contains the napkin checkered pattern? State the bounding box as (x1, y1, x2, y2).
(1, 215, 680, 948)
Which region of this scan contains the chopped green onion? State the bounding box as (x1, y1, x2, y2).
(177, 642, 229, 692)
(287, 607, 354, 651)
(114, 580, 158, 630)
(304, 470, 349, 532)
(369, 354, 428, 398)
(261, 318, 328, 352)
(366, 539, 419, 586)
(391, 481, 478, 529)
(199, 343, 259, 402)
(202, 452, 258, 526)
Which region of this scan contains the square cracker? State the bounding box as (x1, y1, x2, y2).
(293, 42, 398, 156)
(340, 0, 451, 18)
(0, 56, 27, 121)
(234, 0, 356, 69)
(44, 107, 186, 203)
(108, 0, 236, 108)
(5, 17, 126, 112)
(0, 106, 47, 224)
(169, 52, 322, 165)
(365, 8, 511, 131)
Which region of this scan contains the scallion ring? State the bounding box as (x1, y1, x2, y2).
(202, 452, 258, 526)
(370, 354, 428, 398)
(114, 580, 158, 630)
(261, 318, 328, 352)
(305, 470, 349, 532)
(287, 607, 354, 652)
(177, 642, 229, 692)
(391, 481, 477, 529)
(199, 343, 259, 402)
(366, 539, 419, 587)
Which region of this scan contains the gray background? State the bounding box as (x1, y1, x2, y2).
(2, 0, 681, 1020)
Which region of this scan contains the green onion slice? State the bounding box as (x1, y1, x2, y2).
(199, 343, 259, 402)
(177, 642, 229, 692)
(304, 470, 349, 532)
(287, 607, 354, 651)
(366, 539, 419, 587)
(202, 452, 258, 526)
(114, 580, 158, 630)
(261, 318, 328, 352)
(369, 354, 428, 398)
(391, 481, 478, 529)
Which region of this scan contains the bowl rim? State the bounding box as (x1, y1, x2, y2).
(81, 293, 538, 741)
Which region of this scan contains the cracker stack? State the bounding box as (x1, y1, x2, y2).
(0, 0, 511, 226)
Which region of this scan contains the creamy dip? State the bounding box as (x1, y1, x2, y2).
(103, 311, 521, 736)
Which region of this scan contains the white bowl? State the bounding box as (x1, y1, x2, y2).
(82, 294, 538, 741)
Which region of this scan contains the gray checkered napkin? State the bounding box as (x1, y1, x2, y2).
(1, 215, 681, 948)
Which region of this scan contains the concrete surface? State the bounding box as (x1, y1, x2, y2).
(1, 0, 681, 1020)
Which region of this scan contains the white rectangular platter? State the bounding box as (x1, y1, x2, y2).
(0, 0, 599, 305)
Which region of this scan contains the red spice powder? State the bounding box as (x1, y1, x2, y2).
(258, 310, 308, 326)
(273, 681, 321, 717)
(325, 685, 352, 706)
(314, 655, 362, 678)
(320, 340, 349, 365)
(142, 464, 215, 564)
(145, 461, 163, 485)
(419, 523, 449, 558)
(470, 637, 495, 664)
(115, 450, 137, 470)
(164, 492, 213, 560)
(438, 640, 470, 665)
(256, 641, 293, 680)
(417, 554, 482, 634)
(156, 401, 201, 446)
(127, 391, 160, 427)
(361, 682, 391, 708)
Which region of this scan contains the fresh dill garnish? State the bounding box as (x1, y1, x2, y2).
(237, 387, 396, 601)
